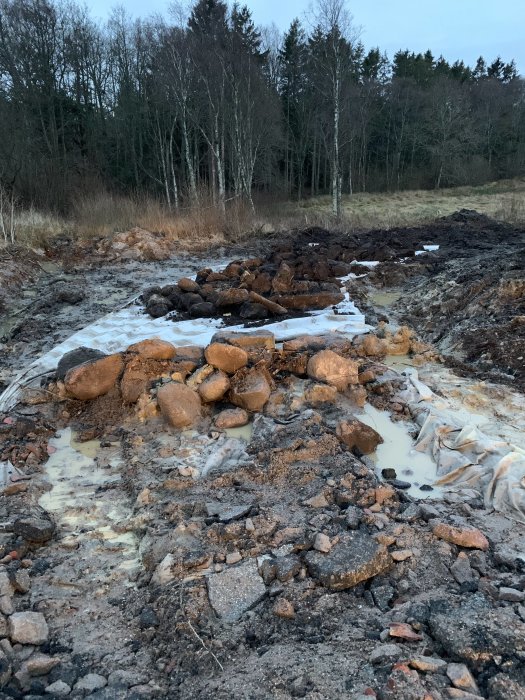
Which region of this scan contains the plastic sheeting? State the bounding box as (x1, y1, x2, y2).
(0, 288, 370, 412)
(400, 367, 525, 523)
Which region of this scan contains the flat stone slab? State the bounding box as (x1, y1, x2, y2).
(205, 503, 252, 522)
(207, 560, 266, 622)
(305, 531, 391, 590)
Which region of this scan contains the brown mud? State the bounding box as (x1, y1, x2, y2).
(0, 211, 524, 700)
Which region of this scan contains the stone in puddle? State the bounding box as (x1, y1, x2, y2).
(205, 503, 252, 522)
(64, 353, 124, 400)
(9, 612, 49, 645)
(214, 408, 249, 429)
(336, 419, 383, 455)
(307, 350, 358, 391)
(304, 531, 391, 590)
(207, 560, 266, 622)
(157, 383, 201, 429)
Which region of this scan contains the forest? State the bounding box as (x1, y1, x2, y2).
(0, 0, 523, 218)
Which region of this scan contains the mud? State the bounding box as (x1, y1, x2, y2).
(0, 211, 524, 700)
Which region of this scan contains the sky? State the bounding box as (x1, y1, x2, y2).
(87, 0, 525, 75)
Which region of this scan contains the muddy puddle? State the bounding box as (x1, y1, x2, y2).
(39, 428, 138, 572)
(358, 403, 439, 498)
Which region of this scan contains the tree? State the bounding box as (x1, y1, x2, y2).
(309, 0, 356, 217)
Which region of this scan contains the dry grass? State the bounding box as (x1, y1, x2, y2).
(3, 178, 525, 250)
(293, 178, 525, 230)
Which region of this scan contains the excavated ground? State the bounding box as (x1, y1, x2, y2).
(0, 211, 524, 700)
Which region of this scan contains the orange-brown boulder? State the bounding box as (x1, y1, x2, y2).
(307, 350, 358, 391)
(230, 368, 271, 412)
(432, 523, 489, 551)
(121, 356, 172, 403)
(198, 371, 230, 403)
(336, 419, 383, 455)
(127, 338, 177, 361)
(157, 383, 202, 429)
(64, 354, 124, 400)
(214, 408, 249, 429)
(205, 343, 248, 374)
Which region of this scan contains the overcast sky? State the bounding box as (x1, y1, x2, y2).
(87, 1, 525, 75)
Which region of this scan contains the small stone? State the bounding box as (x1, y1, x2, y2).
(382, 468, 397, 480)
(313, 533, 332, 553)
(305, 383, 338, 405)
(409, 656, 447, 672)
(0, 596, 14, 616)
(370, 644, 403, 665)
(24, 653, 60, 676)
(432, 523, 489, 551)
(345, 506, 362, 530)
(389, 622, 422, 641)
(207, 560, 266, 622)
(139, 607, 159, 629)
(275, 556, 301, 582)
(450, 552, 475, 585)
(74, 673, 107, 693)
(13, 517, 55, 544)
(11, 570, 31, 594)
(446, 663, 479, 693)
(8, 612, 48, 645)
(0, 648, 11, 687)
(226, 552, 242, 565)
(305, 531, 391, 590)
(392, 549, 413, 562)
(214, 408, 249, 429)
(151, 554, 175, 585)
(205, 503, 252, 522)
(499, 587, 525, 603)
(273, 598, 295, 619)
(304, 493, 329, 508)
(372, 584, 394, 612)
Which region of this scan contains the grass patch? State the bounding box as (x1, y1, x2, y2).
(2, 178, 525, 250)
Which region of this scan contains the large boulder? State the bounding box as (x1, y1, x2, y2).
(211, 330, 275, 351)
(56, 347, 105, 381)
(215, 288, 250, 307)
(271, 262, 294, 293)
(307, 350, 359, 391)
(177, 277, 200, 293)
(198, 371, 230, 403)
(230, 368, 272, 412)
(271, 291, 344, 310)
(157, 383, 202, 428)
(126, 338, 177, 360)
(305, 531, 391, 590)
(146, 294, 171, 318)
(336, 419, 383, 455)
(64, 354, 124, 400)
(121, 357, 171, 404)
(205, 343, 248, 374)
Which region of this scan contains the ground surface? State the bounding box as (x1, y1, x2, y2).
(0, 211, 524, 700)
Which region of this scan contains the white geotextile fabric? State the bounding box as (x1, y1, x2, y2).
(400, 368, 525, 523)
(0, 291, 370, 412)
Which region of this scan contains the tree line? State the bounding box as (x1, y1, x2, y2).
(0, 0, 523, 218)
